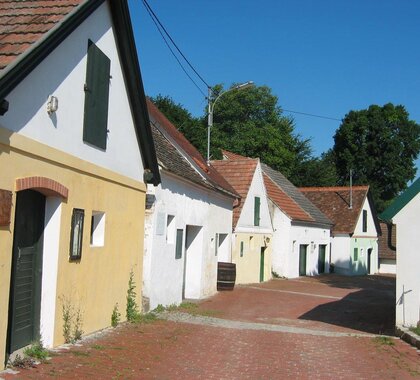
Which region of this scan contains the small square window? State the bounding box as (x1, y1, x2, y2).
(90, 211, 105, 247)
(70, 208, 84, 260)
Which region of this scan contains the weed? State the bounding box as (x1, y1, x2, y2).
(272, 270, 280, 278)
(91, 344, 104, 350)
(10, 354, 36, 369)
(409, 326, 420, 336)
(178, 302, 198, 310)
(126, 270, 140, 322)
(60, 295, 84, 343)
(373, 336, 395, 346)
(132, 311, 158, 324)
(153, 304, 166, 313)
(23, 342, 49, 361)
(111, 303, 121, 327)
(73, 308, 84, 341)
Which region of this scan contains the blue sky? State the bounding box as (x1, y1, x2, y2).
(128, 0, 420, 168)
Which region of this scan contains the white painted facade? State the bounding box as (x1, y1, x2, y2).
(0, 2, 148, 350)
(393, 192, 420, 327)
(143, 171, 233, 310)
(235, 162, 272, 234)
(0, 2, 144, 182)
(379, 260, 396, 274)
(232, 161, 273, 284)
(270, 200, 330, 278)
(331, 197, 378, 275)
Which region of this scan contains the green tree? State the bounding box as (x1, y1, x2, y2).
(333, 103, 420, 212)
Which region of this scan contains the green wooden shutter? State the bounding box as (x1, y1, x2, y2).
(175, 229, 183, 259)
(362, 210, 367, 232)
(240, 241, 244, 257)
(254, 196, 261, 226)
(353, 247, 358, 261)
(83, 40, 110, 150)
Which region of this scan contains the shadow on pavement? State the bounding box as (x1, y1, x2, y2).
(298, 280, 396, 335)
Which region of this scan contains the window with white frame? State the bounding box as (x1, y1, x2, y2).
(166, 215, 175, 244)
(90, 211, 105, 247)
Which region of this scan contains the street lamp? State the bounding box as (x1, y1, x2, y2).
(207, 81, 254, 163)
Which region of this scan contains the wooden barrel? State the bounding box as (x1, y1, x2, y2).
(217, 262, 236, 291)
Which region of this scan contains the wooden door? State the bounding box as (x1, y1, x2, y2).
(299, 245, 307, 276)
(8, 190, 45, 354)
(318, 245, 326, 274)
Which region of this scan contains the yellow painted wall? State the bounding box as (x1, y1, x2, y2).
(0, 129, 146, 364)
(232, 233, 272, 284)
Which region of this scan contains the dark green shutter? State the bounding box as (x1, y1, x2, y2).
(175, 229, 183, 259)
(83, 40, 110, 150)
(240, 241, 244, 257)
(353, 247, 358, 261)
(254, 197, 260, 226)
(362, 210, 367, 232)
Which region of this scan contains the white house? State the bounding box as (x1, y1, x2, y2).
(381, 177, 420, 327)
(142, 100, 238, 311)
(261, 164, 333, 278)
(212, 151, 273, 284)
(301, 186, 381, 276)
(0, 0, 160, 366)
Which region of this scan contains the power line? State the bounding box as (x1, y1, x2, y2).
(142, 0, 210, 95)
(283, 108, 341, 122)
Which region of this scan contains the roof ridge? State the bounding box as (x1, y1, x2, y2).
(299, 185, 369, 192)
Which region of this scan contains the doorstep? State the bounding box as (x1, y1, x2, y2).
(396, 326, 420, 349)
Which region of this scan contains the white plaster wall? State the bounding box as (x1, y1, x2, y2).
(331, 235, 351, 272)
(236, 161, 272, 234)
(270, 203, 292, 277)
(40, 198, 61, 348)
(0, 2, 144, 181)
(394, 192, 420, 327)
(354, 197, 377, 236)
(379, 259, 396, 274)
(143, 172, 233, 309)
(290, 225, 331, 277)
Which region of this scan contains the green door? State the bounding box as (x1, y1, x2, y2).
(8, 190, 45, 354)
(260, 247, 265, 282)
(299, 245, 307, 276)
(318, 245, 326, 274)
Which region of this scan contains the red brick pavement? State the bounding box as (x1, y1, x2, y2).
(2, 275, 419, 379)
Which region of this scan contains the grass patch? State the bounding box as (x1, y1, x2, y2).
(71, 350, 90, 357)
(24, 342, 49, 361)
(373, 336, 395, 346)
(91, 344, 104, 350)
(132, 311, 158, 324)
(409, 326, 420, 336)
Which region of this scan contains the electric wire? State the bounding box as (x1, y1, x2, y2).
(142, 0, 209, 96)
(142, 1, 206, 98)
(283, 108, 341, 121)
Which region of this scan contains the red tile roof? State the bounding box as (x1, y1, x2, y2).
(378, 221, 396, 260)
(211, 158, 258, 227)
(263, 173, 313, 222)
(146, 99, 238, 198)
(299, 186, 370, 235)
(0, 0, 84, 70)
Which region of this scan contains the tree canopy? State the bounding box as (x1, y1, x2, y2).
(152, 85, 328, 184)
(333, 103, 420, 212)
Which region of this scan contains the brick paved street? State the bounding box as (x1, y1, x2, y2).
(2, 275, 420, 379)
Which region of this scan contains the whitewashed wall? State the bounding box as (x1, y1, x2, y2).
(331, 235, 351, 273)
(290, 225, 330, 277)
(236, 162, 272, 233)
(393, 192, 420, 327)
(379, 259, 396, 274)
(354, 197, 377, 236)
(143, 171, 233, 310)
(0, 2, 144, 182)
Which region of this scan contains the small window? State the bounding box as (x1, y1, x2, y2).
(83, 40, 111, 150)
(249, 235, 254, 250)
(166, 215, 175, 244)
(90, 211, 105, 247)
(353, 247, 358, 261)
(70, 208, 84, 260)
(254, 196, 261, 226)
(175, 229, 183, 259)
(215, 233, 219, 256)
(240, 241, 244, 257)
(362, 210, 367, 232)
